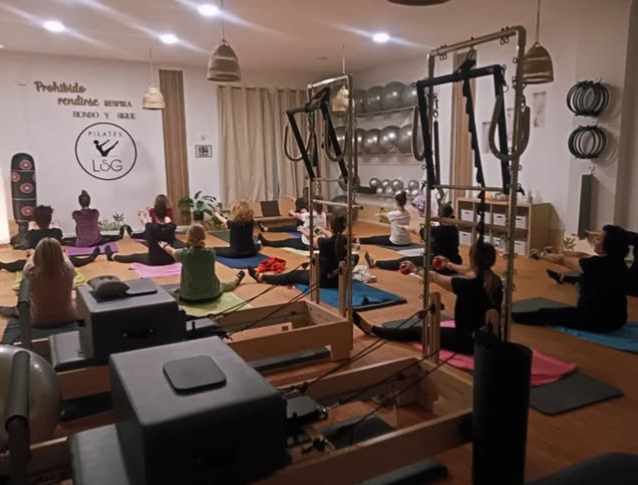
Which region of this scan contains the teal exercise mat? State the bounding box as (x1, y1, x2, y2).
(293, 281, 407, 311)
(554, 323, 638, 354)
(530, 371, 623, 416)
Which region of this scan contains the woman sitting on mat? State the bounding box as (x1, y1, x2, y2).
(66, 190, 126, 247)
(358, 191, 411, 248)
(357, 242, 502, 355)
(365, 203, 462, 272)
(130, 194, 174, 240)
(212, 201, 258, 258)
(259, 188, 309, 233)
(111, 204, 177, 266)
(258, 200, 327, 251)
(160, 225, 245, 303)
(0, 238, 78, 327)
(249, 214, 346, 288)
(516, 225, 629, 332)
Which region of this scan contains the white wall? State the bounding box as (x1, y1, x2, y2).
(0, 52, 312, 233)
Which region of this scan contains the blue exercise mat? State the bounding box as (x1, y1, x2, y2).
(216, 253, 268, 269)
(288, 231, 302, 238)
(554, 323, 638, 354)
(294, 281, 406, 311)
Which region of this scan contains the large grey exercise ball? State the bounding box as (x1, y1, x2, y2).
(401, 84, 418, 107)
(381, 179, 391, 189)
(410, 188, 420, 198)
(354, 90, 366, 113)
(369, 177, 381, 189)
(379, 125, 401, 154)
(398, 124, 424, 154)
(376, 187, 384, 195)
(391, 179, 404, 191)
(0, 346, 61, 449)
(385, 186, 395, 196)
(364, 86, 383, 113)
(363, 129, 381, 154)
(408, 179, 419, 190)
(356, 129, 365, 153)
(381, 82, 406, 111)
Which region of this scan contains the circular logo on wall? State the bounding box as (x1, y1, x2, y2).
(75, 122, 137, 181)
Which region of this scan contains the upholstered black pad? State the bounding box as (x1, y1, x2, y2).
(319, 415, 395, 450)
(360, 458, 448, 485)
(70, 425, 131, 485)
(2, 316, 78, 345)
(530, 372, 623, 415)
(529, 453, 638, 485)
(260, 200, 281, 217)
(110, 337, 288, 485)
(249, 348, 330, 373)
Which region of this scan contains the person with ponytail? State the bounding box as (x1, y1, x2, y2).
(68, 190, 126, 247)
(358, 191, 412, 247)
(248, 214, 346, 288)
(516, 225, 629, 331)
(358, 242, 502, 355)
(258, 200, 327, 250)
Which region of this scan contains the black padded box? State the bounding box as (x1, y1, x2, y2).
(77, 279, 185, 361)
(110, 337, 288, 485)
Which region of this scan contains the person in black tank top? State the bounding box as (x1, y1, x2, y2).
(247, 215, 347, 288)
(358, 242, 502, 355)
(515, 225, 629, 332)
(212, 201, 258, 258)
(365, 204, 462, 273)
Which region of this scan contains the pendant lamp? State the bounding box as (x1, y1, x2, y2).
(143, 49, 165, 110)
(207, 0, 241, 82)
(386, 0, 450, 5)
(523, 0, 554, 84)
(331, 45, 349, 113)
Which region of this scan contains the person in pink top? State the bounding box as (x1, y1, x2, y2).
(67, 190, 126, 247)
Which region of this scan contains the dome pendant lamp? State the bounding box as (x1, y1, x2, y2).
(386, 0, 451, 5)
(523, 0, 554, 84)
(143, 49, 165, 110)
(207, 0, 241, 82)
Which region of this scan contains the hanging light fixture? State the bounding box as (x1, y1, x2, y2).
(331, 44, 350, 113)
(143, 49, 165, 110)
(386, 0, 451, 5)
(207, 0, 241, 82)
(523, 0, 554, 84)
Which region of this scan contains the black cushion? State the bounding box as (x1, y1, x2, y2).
(529, 453, 638, 485)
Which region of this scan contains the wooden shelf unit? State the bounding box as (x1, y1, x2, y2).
(454, 197, 552, 256)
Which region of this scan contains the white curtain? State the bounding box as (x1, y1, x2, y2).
(218, 86, 307, 204)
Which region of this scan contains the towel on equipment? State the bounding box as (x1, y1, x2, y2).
(257, 257, 287, 274)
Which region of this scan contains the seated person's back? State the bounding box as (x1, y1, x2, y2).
(27, 205, 63, 249)
(147, 222, 177, 266)
(175, 233, 219, 301)
(578, 255, 627, 330)
(318, 217, 347, 288)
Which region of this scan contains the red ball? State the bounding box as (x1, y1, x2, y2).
(433, 256, 444, 270)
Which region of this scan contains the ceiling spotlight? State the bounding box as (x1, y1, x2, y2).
(198, 4, 220, 16)
(43, 20, 66, 33)
(160, 33, 179, 45)
(372, 32, 390, 44)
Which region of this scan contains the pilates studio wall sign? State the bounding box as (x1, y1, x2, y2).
(75, 123, 137, 181)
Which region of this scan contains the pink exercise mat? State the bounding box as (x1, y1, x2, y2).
(411, 320, 577, 387)
(131, 262, 182, 279)
(66, 242, 119, 257)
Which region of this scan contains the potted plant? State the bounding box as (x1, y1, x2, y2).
(178, 191, 218, 222)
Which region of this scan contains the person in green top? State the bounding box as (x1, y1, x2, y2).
(160, 224, 244, 302)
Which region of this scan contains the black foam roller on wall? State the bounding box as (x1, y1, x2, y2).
(472, 332, 532, 485)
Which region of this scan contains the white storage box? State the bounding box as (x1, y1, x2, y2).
(460, 231, 473, 246)
(514, 240, 528, 256)
(515, 215, 528, 230)
(493, 214, 507, 227)
(460, 209, 474, 222)
(492, 236, 503, 250)
(483, 211, 492, 225)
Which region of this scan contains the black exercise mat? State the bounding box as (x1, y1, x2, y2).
(359, 458, 448, 485)
(511, 297, 572, 314)
(530, 371, 623, 416)
(382, 314, 452, 330)
(261, 200, 281, 217)
(62, 392, 112, 422)
(1, 316, 79, 345)
(207, 230, 259, 245)
(320, 414, 395, 450)
(529, 453, 638, 485)
(136, 239, 187, 249)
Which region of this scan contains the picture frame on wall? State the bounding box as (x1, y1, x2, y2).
(196, 144, 213, 158)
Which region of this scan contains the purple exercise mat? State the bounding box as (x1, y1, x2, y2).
(66, 242, 119, 257)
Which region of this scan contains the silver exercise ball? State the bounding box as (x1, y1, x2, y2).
(381, 82, 406, 111)
(398, 124, 424, 154)
(376, 187, 384, 195)
(381, 179, 391, 189)
(410, 188, 420, 198)
(379, 125, 401, 154)
(391, 179, 404, 191)
(364, 86, 383, 113)
(369, 177, 381, 189)
(401, 84, 418, 107)
(356, 129, 365, 153)
(385, 186, 395, 196)
(335, 126, 346, 150)
(408, 179, 419, 190)
(354, 90, 366, 114)
(363, 129, 381, 154)
(0, 345, 61, 449)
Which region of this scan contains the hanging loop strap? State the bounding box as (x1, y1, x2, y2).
(411, 105, 426, 161)
(488, 95, 531, 162)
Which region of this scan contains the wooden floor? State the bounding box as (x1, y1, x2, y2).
(1, 221, 637, 484)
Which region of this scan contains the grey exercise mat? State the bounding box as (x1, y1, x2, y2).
(208, 230, 259, 245)
(359, 458, 448, 485)
(529, 371, 623, 416)
(511, 297, 572, 314)
(380, 243, 423, 251)
(382, 315, 452, 330)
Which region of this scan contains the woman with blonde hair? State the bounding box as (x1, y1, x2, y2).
(161, 224, 244, 302)
(0, 238, 78, 327)
(212, 201, 258, 258)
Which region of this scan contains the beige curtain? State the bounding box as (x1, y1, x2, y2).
(451, 53, 475, 206)
(218, 86, 307, 205)
(159, 70, 190, 224)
